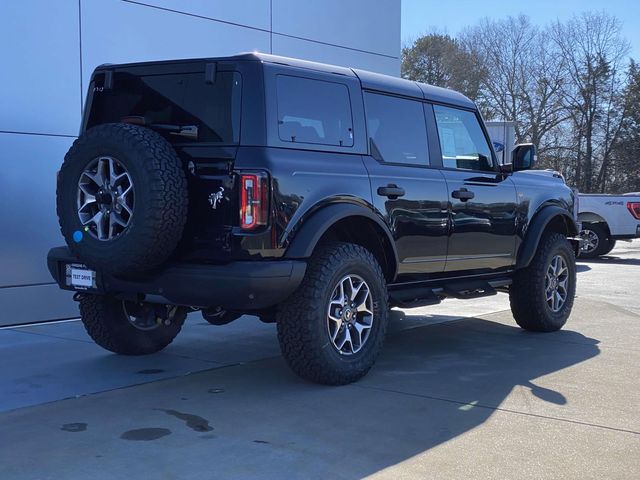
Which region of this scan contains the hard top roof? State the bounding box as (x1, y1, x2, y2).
(98, 52, 476, 109)
(246, 53, 475, 108)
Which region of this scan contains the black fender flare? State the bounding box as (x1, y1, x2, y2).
(516, 205, 578, 269)
(284, 203, 399, 275)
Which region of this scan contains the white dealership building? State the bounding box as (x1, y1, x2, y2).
(0, 0, 401, 325)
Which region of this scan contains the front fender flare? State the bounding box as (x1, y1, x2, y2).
(516, 206, 578, 269)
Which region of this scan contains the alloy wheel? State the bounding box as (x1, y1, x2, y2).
(327, 274, 374, 355)
(579, 229, 599, 254)
(77, 156, 134, 241)
(545, 254, 569, 312)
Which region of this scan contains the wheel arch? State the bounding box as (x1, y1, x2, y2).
(284, 204, 398, 281)
(516, 206, 578, 269)
(577, 212, 610, 233)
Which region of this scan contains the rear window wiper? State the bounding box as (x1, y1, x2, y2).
(149, 124, 199, 140)
(120, 116, 199, 140)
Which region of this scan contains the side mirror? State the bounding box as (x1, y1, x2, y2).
(512, 143, 537, 171)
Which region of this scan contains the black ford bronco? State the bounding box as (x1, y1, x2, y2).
(48, 53, 579, 385)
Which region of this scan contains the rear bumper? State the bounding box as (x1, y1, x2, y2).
(47, 246, 306, 310)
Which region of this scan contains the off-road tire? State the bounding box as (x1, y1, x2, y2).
(276, 242, 389, 385)
(510, 233, 576, 332)
(578, 223, 609, 259)
(57, 123, 188, 275)
(79, 294, 186, 355)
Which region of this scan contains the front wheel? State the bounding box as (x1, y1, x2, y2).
(79, 294, 186, 355)
(276, 242, 389, 385)
(510, 233, 576, 332)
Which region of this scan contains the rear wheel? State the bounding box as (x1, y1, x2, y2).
(578, 223, 609, 258)
(601, 237, 617, 256)
(510, 232, 576, 332)
(276, 242, 389, 385)
(79, 294, 186, 355)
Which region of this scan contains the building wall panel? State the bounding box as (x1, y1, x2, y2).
(81, 0, 270, 92)
(0, 133, 74, 287)
(272, 0, 401, 59)
(0, 0, 80, 136)
(272, 34, 400, 76)
(0, 0, 400, 323)
(131, 0, 271, 31)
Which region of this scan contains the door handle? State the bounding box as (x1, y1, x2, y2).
(451, 188, 475, 201)
(377, 184, 405, 199)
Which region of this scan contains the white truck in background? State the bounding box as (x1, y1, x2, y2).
(487, 121, 640, 258)
(577, 194, 640, 258)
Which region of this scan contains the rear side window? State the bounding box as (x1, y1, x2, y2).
(364, 92, 429, 166)
(276, 75, 354, 147)
(433, 105, 494, 171)
(88, 71, 242, 144)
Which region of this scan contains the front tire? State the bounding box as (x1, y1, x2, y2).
(510, 233, 576, 332)
(276, 243, 389, 385)
(79, 294, 186, 355)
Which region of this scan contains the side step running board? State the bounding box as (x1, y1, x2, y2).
(389, 277, 511, 308)
(389, 287, 441, 309)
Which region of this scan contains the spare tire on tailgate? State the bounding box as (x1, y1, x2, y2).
(57, 123, 188, 276)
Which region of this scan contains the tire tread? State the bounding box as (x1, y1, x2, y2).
(510, 232, 576, 332)
(57, 123, 188, 275)
(277, 242, 388, 385)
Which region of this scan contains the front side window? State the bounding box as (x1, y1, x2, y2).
(433, 105, 494, 171)
(276, 75, 353, 147)
(364, 92, 429, 166)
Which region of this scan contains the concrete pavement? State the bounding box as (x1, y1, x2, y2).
(1, 241, 639, 479)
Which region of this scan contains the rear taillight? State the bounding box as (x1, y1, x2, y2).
(240, 172, 269, 230)
(627, 202, 640, 220)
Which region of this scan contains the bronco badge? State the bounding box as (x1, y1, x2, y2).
(208, 187, 225, 209)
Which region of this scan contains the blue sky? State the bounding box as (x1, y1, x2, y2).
(401, 0, 640, 60)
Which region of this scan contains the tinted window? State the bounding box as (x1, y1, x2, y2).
(89, 71, 242, 144)
(276, 75, 354, 147)
(433, 105, 494, 171)
(364, 92, 429, 166)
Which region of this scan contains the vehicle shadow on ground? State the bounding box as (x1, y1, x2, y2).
(1, 313, 602, 479)
(287, 315, 600, 477)
(136, 315, 600, 478)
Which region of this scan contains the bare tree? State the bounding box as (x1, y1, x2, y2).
(608, 60, 640, 192)
(460, 16, 567, 156)
(400, 12, 637, 193)
(551, 12, 630, 192)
